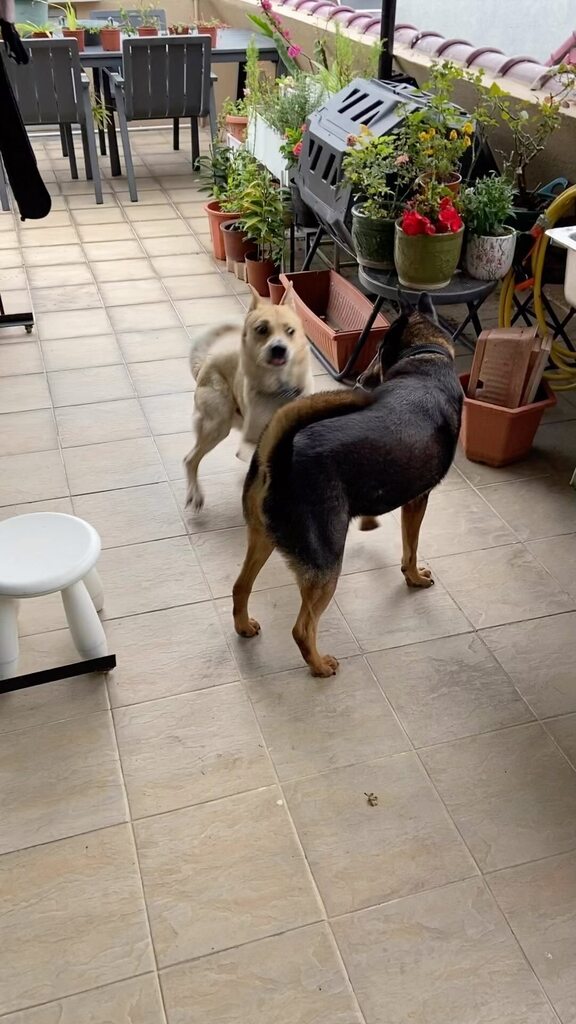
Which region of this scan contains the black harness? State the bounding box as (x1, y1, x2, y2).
(402, 343, 453, 361)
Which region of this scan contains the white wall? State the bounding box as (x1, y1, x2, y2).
(395, 0, 573, 63)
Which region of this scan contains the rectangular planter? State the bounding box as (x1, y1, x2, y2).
(459, 373, 556, 467)
(246, 115, 290, 186)
(280, 270, 389, 373)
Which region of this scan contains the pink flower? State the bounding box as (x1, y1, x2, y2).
(292, 141, 303, 157)
(395, 153, 409, 166)
(260, 0, 272, 9)
(283, 28, 290, 37)
(287, 44, 301, 58)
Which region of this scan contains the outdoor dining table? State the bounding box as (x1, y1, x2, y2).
(79, 29, 280, 178)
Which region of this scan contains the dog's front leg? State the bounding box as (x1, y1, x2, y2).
(400, 495, 434, 588)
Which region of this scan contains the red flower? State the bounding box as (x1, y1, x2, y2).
(437, 197, 463, 234)
(292, 141, 303, 157)
(401, 210, 436, 236)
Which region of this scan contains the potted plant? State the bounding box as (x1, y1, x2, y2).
(268, 275, 285, 303)
(461, 174, 516, 280)
(136, 3, 158, 36)
(394, 181, 464, 290)
(196, 18, 225, 48)
(342, 128, 414, 270)
(19, 21, 53, 37)
(198, 140, 238, 260)
(222, 97, 249, 143)
(118, 7, 137, 36)
(51, 2, 85, 49)
(100, 18, 121, 50)
(239, 169, 286, 295)
(219, 149, 260, 266)
(168, 23, 190, 34)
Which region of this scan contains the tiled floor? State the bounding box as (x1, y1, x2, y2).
(1, 127, 576, 1023)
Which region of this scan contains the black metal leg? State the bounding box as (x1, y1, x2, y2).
(80, 124, 93, 181)
(236, 61, 246, 101)
(92, 68, 107, 156)
(302, 225, 324, 271)
(173, 117, 180, 151)
(191, 118, 200, 168)
(289, 221, 295, 273)
(512, 293, 535, 327)
(541, 291, 576, 347)
(64, 124, 78, 179)
(0, 654, 116, 694)
(60, 124, 68, 157)
(308, 294, 386, 382)
(102, 71, 121, 177)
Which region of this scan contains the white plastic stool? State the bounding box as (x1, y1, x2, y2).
(0, 513, 107, 680)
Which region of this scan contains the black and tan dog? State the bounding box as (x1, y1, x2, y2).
(232, 293, 463, 677)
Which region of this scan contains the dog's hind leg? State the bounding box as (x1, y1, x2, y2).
(184, 393, 234, 511)
(292, 571, 340, 677)
(401, 494, 433, 588)
(233, 525, 275, 638)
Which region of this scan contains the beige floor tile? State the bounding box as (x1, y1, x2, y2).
(135, 787, 322, 966)
(125, 204, 179, 222)
(528, 534, 576, 600)
(174, 472, 248, 533)
(340, 515, 403, 575)
(0, 409, 57, 456)
(287, 754, 475, 916)
(115, 682, 274, 818)
(246, 657, 409, 781)
(129, 357, 192, 397)
(193, 525, 293, 598)
(117, 188, 168, 206)
(0, 343, 43, 377)
(151, 253, 217, 277)
(488, 851, 576, 1024)
(216, 583, 360, 679)
(164, 188, 204, 203)
(1, 266, 28, 289)
(31, 283, 102, 313)
(2, 975, 166, 1024)
(454, 446, 554, 488)
(73, 482, 183, 548)
(98, 536, 209, 618)
(133, 219, 190, 238)
(0, 712, 127, 854)
(0, 450, 68, 506)
(20, 211, 72, 230)
(368, 633, 533, 748)
(174, 201, 208, 217)
(26, 262, 93, 290)
(335, 566, 471, 653)
(77, 223, 135, 244)
(420, 722, 576, 872)
(56, 398, 149, 447)
(106, 602, 238, 707)
(142, 235, 202, 257)
(161, 273, 232, 300)
(36, 308, 112, 341)
(91, 257, 157, 282)
(63, 436, 165, 494)
(161, 924, 362, 1024)
(155, 430, 240, 480)
(0, 248, 23, 268)
(0, 373, 50, 413)
(535, 420, 576, 479)
(71, 206, 125, 224)
(482, 612, 576, 718)
(16, 590, 68, 638)
(22, 243, 84, 267)
(108, 301, 181, 333)
(547, 714, 576, 768)
(41, 334, 122, 371)
(332, 877, 556, 1024)
(83, 239, 144, 261)
(479, 477, 576, 541)
(174, 295, 244, 325)
(140, 392, 192, 434)
(20, 227, 78, 247)
(3, 289, 33, 315)
(431, 544, 575, 629)
(0, 825, 153, 1016)
(0, 496, 73, 524)
(419, 487, 516, 558)
(66, 192, 117, 208)
(117, 326, 191, 362)
(99, 278, 167, 306)
(49, 365, 134, 407)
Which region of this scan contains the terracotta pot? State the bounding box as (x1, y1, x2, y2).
(220, 220, 256, 264)
(417, 171, 462, 195)
(225, 114, 248, 142)
(245, 253, 278, 296)
(100, 27, 121, 50)
(459, 373, 556, 466)
(31, 30, 51, 37)
(63, 28, 85, 51)
(351, 204, 395, 270)
(137, 26, 157, 36)
(464, 228, 517, 281)
(394, 222, 464, 290)
(268, 275, 286, 304)
(197, 25, 218, 47)
(204, 200, 238, 261)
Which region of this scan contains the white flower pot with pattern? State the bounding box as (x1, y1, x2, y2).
(464, 227, 517, 281)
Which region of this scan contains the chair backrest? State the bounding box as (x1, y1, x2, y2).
(2, 39, 85, 126)
(121, 36, 211, 120)
(90, 9, 167, 30)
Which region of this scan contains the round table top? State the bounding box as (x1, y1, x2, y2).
(0, 513, 101, 598)
(358, 267, 497, 304)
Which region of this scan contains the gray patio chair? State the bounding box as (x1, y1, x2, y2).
(104, 35, 216, 202)
(1, 38, 103, 203)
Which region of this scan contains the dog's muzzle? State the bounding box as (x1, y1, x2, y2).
(266, 342, 289, 367)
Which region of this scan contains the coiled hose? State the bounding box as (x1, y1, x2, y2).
(499, 184, 576, 390)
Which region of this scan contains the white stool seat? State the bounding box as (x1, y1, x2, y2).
(0, 513, 101, 598)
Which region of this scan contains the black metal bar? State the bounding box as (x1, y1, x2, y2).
(0, 654, 117, 694)
(301, 225, 324, 270)
(102, 71, 121, 177)
(310, 294, 386, 382)
(0, 309, 34, 333)
(92, 68, 107, 156)
(378, 0, 397, 80)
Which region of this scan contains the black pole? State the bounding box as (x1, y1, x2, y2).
(377, 0, 397, 80)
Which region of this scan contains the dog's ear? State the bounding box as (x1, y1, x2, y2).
(417, 292, 438, 323)
(248, 285, 263, 311)
(278, 280, 293, 305)
(396, 288, 413, 318)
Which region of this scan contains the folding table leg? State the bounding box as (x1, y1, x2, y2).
(173, 118, 180, 151)
(63, 125, 78, 179)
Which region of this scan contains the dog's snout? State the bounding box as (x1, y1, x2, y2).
(267, 342, 288, 365)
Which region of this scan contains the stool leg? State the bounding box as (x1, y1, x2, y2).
(84, 568, 104, 612)
(0, 596, 19, 680)
(61, 581, 107, 660)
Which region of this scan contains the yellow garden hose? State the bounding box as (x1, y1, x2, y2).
(499, 185, 576, 390)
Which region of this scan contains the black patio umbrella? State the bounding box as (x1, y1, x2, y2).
(377, 0, 397, 80)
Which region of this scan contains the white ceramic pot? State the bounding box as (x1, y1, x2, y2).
(545, 225, 576, 307)
(464, 228, 517, 281)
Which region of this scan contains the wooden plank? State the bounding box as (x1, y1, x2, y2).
(473, 328, 538, 408)
(521, 334, 552, 405)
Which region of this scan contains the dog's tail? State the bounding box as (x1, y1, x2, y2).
(188, 321, 242, 381)
(262, 389, 375, 474)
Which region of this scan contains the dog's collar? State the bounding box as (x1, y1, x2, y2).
(402, 343, 452, 361)
(276, 384, 303, 400)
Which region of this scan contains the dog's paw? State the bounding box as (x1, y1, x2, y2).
(236, 617, 261, 638)
(310, 654, 339, 677)
(402, 566, 434, 588)
(185, 490, 204, 513)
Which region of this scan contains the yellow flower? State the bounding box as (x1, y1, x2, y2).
(419, 130, 430, 142)
(359, 124, 372, 137)
(463, 135, 472, 147)
(463, 121, 474, 134)
(428, 127, 436, 136)
(449, 129, 458, 141)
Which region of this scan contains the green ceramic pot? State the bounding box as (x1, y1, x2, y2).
(351, 205, 395, 270)
(394, 222, 464, 290)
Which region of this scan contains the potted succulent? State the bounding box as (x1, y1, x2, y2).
(239, 169, 286, 295)
(100, 18, 121, 50)
(168, 23, 190, 34)
(222, 97, 249, 143)
(461, 174, 516, 280)
(394, 181, 464, 290)
(136, 3, 158, 36)
(342, 128, 414, 270)
(196, 19, 225, 47)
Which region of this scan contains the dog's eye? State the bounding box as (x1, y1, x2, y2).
(284, 326, 295, 336)
(255, 322, 269, 336)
